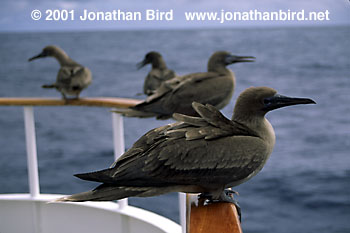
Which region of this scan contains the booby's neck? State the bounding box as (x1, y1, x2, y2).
(52, 50, 79, 67)
(152, 58, 167, 70)
(213, 70, 236, 110)
(207, 64, 231, 75)
(233, 114, 276, 152)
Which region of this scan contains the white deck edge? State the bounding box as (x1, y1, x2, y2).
(0, 193, 182, 233)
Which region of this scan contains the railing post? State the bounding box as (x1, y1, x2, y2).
(179, 193, 187, 233)
(23, 107, 40, 198)
(111, 112, 128, 209)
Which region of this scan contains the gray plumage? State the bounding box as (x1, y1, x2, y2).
(56, 86, 315, 202)
(115, 51, 255, 119)
(137, 51, 176, 96)
(29, 45, 92, 99)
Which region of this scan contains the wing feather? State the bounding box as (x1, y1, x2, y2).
(75, 103, 266, 187)
(132, 72, 230, 118)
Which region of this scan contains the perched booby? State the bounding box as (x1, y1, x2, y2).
(56, 87, 315, 203)
(115, 51, 255, 119)
(28, 45, 92, 99)
(137, 51, 176, 96)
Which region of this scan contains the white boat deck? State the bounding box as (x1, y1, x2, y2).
(0, 194, 181, 233)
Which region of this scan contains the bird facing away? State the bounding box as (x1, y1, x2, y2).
(137, 51, 176, 96)
(28, 45, 92, 100)
(115, 51, 255, 119)
(56, 86, 315, 203)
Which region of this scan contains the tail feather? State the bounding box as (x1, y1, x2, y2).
(54, 185, 148, 202)
(42, 84, 56, 88)
(112, 108, 156, 118)
(74, 169, 115, 183)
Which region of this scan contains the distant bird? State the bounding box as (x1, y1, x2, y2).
(28, 45, 92, 100)
(56, 87, 315, 204)
(137, 51, 176, 96)
(116, 51, 255, 119)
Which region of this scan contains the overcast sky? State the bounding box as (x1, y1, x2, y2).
(0, 0, 349, 31)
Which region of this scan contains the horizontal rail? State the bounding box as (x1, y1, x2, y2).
(0, 97, 142, 108)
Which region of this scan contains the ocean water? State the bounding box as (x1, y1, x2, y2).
(0, 26, 349, 233)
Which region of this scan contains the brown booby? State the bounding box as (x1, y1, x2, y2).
(28, 45, 92, 100)
(115, 51, 255, 119)
(137, 51, 176, 96)
(56, 87, 315, 203)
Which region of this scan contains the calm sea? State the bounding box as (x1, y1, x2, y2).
(0, 26, 349, 233)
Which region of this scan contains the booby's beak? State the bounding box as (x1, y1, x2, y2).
(225, 55, 256, 64)
(136, 58, 148, 70)
(28, 52, 47, 62)
(263, 94, 316, 111)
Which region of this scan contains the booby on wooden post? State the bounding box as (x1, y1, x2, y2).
(115, 51, 255, 119)
(137, 51, 176, 96)
(28, 45, 92, 100)
(55, 87, 315, 212)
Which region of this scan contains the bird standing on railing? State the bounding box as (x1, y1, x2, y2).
(115, 51, 255, 119)
(137, 51, 176, 96)
(56, 87, 315, 209)
(28, 45, 92, 100)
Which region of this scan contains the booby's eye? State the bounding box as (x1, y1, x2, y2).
(263, 98, 270, 105)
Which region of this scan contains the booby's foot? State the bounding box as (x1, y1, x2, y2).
(223, 189, 239, 198)
(198, 192, 214, 205)
(62, 96, 79, 104)
(61, 93, 69, 104)
(219, 190, 241, 222)
(198, 190, 241, 222)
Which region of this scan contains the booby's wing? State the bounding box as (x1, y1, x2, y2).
(162, 69, 176, 81)
(56, 66, 92, 90)
(142, 75, 184, 102)
(148, 69, 163, 80)
(133, 72, 233, 117)
(57, 66, 83, 82)
(143, 70, 164, 95)
(70, 67, 92, 88)
(144, 69, 176, 96)
(169, 102, 258, 140)
(76, 103, 265, 187)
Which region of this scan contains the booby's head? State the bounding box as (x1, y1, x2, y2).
(208, 51, 255, 70)
(137, 51, 164, 69)
(233, 87, 316, 120)
(28, 45, 67, 61)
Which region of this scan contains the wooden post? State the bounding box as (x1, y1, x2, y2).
(187, 194, 243, 233)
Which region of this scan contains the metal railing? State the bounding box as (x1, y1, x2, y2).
(0, 97, 186, 233)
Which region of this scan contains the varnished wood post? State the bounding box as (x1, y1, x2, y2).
(186, 194, 242, 233)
